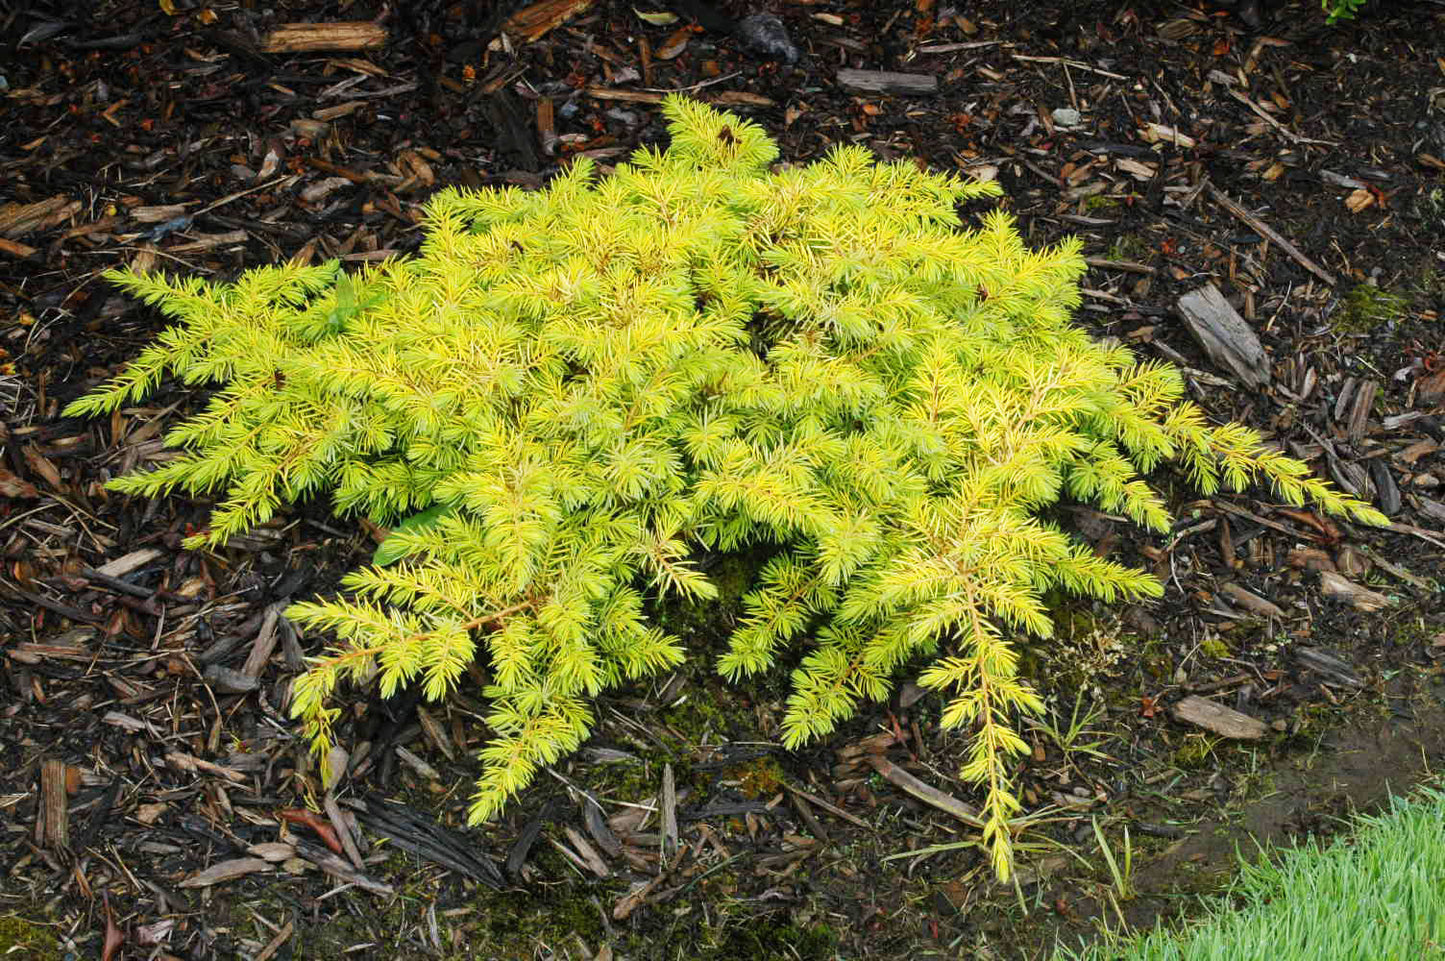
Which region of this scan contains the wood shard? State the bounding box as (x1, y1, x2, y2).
(1217, 582, 1285, 618)
(1170, 695, 1268, 739)
(836, 69, 939, 95)
(1292, 647, 1364, 687)
(1176, 283, 1271, 388)
(661, 763, 679, 857)
(1319, 570, 1394, 611)
(261, 23, 387, 54)
(504, 0, 596, 42)
(0, 195, 80, 238)
(40, 759, 70, 851)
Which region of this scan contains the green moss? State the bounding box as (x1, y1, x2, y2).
(0, 915, 63, 961)
(1335, 284, 1408, 333)
(1174, 735, 1218, 770)
(729, 755, 787, 799)
(705, 918, 837, 959)
(1105, 233, 1149, 262)
(1199, 638, 1231, 659)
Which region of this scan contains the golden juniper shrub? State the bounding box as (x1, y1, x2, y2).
(66, 96, 1385, 878)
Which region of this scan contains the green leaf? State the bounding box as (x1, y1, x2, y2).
(633, 6, 677, 25)
(371, 505, 455, 566)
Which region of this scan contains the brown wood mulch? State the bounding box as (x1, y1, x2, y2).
(2, 0, 1444, 957)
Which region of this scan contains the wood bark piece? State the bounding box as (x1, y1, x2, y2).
(0, 237, 39, 259)
(1205, 183, 1337, 286)
(836, 69, 939, 96)
(1176, 283, 1271, 388)
(562, 825, 613, 878)
(260, 22, 387, 54)
(503, 0, 595, 42)
(1171, 695, 1268, 739)
(291, 840, 394, 895)
(349, 795, 505, 889)
(323, 793, 365, 871)
(254, 921, 294, 961)
(0, 195, 80, 237)
(1341, 378, 1377, 443)
(40, 759, 69, 851)
(1293, 647, 1364, 687)
(241, 603, 283, 678)
(94, 547, 164, 578)
(661, 763, 679, 857)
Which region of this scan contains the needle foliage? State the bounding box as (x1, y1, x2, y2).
(66, 97, 1384, 878)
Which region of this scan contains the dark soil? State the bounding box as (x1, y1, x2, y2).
(2, 1, 1444, 959)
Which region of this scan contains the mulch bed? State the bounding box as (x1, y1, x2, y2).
(2, 0, 1443, 958)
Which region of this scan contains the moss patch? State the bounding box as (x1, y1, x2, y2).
(0, 915, 63, 961)
(1335, 283, 1408, 332)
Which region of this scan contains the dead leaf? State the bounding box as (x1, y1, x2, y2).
(1344, 188, 1374, 212)
(278, 808, 344, 856)
(654, 26, 691, 60)
(248, 841, 298, 862)
(178, 857, 272, 888)
(134, 918, 175, 947)
(102, 892, 126, 961)
(1418, 367, 1445, 404)
(135, 802, 168, 824)
(21, 445, 61, 489)
(634, 7, 677, 25)
(0, 468, 39, 498)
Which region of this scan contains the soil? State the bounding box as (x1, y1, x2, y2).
(2, 1, 1444, 959)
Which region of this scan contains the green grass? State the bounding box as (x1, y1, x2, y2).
(1056, 779, 1445, 960)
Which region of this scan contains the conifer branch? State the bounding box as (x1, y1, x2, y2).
(68, 96, 1389, 880)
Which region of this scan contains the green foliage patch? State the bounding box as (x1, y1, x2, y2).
(1056, 778, 1445, 959)
(66, 97, 1382, 877)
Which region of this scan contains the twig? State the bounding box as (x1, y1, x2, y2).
(1085, 257, 1156, 275)
(1205, 182, 1336, 286)
(1226, 88, 1339, 147)
(1011, 54, 1127, 80)
(864, 754, 985, 829)
(783, 783, 873, 830)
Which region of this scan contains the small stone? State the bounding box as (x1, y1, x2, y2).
(203, 664, 258, 694)
(1051, 107, 1082, 128)
(736, 14, 798, 64)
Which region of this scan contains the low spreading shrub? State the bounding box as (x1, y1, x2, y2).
(66, 97, 1383, 877)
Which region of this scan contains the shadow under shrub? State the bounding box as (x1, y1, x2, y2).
(65, 96, 1383, 878)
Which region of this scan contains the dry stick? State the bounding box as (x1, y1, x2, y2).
(1011, 54, 1128, 80)
(1226, 88, 1339, 147)
(864, 754, 986, 829)
(1205, 182, 1337, 286)
(1085, 256, 1157, 275)
(783, 783, 873, 830)
(260, 22, 387, 54)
